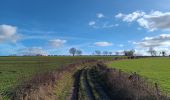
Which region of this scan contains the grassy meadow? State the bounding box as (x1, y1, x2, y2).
(107, 57, 170, 94)
(0, 56, 114, 99)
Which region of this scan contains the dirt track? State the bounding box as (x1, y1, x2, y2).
(70, 61, 170, 100)
(71, 66, 112, 100)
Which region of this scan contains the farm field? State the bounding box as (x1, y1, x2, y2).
(0, 56, 114, 99)
(107, 57, 170, 94)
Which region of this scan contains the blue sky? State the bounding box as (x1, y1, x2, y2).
(1, 0, 170, 55)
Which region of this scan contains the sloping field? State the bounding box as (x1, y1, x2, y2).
(0, 56, 114, 99)
(107, 57, 170, 94)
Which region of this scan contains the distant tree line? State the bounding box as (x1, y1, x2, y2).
(148, 47, 167, 56)
(68, 47, 169, 57)
(93, 50, 113, 56)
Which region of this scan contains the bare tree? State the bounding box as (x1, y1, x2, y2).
(95, 50, 101, 55)
(148, 47, 157, 56)
(124, 49, 135, 57)
(161, 51, 166, 56)
(115, 52, 119, 55)
(76, 50, 82, 56)
(69, 47, 76, 56)
(103, 51, 108, 55)
(109, 52, 112, 56)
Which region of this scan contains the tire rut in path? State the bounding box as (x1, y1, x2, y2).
(71, 67, 111, 100)
(71, 69, 82, 100)
(82, 69, 95, 100)
(89, 69, 111, 100)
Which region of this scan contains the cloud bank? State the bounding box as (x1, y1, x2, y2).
(116, 11, 170, 31)
(134, 34, 170, 47)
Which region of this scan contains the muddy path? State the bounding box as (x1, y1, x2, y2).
(71, 66, 112, 100)
(71, 69, 83, 100)
(70, 62, 170, 100)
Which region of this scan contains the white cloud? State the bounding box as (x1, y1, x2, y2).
(94, 41, 113, 47)
(89, 13, 119, 29)
(115, 24, 119, 27)
(97, 13, 105, 18)
(103, 23, 113, 28)
(0, 24, 20, 43)
(134, 34, 170, 48)
(88, 21, 96, 26)
(116, 11, 170, 31)
(115, 13, 124, 18)
(102, 22, 119, 28)
(48, 39, 66, 48)
(128, 40, 132, 43)
(89, 21, 118, 29)
(19, 47, 48, 56)
(118, 44, 124, 47)
(137, 11, 170, 31)
(134, 48, 150, 56)
(115, 11, 145, 22)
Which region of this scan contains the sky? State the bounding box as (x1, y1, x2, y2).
(1, 0, 170, 55)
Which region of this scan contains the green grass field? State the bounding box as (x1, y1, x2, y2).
(0, 56, 114, 99)
(107, 57, 170, 94)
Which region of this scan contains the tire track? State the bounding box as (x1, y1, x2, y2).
(89, 69, 111, 100)
(71, 67, 111, 100)
(82, 69, 95, 100)
(71, 70, 82, 100)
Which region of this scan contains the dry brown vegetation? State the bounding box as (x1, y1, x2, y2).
(9, 60, 97, 100)
(95, 62, 169, 100)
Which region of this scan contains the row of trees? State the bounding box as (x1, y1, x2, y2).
(69, 47, 168, 57)
(148, 47, 167, 56)
(69, 48, 135, 56)
(94, 50, 112, 56)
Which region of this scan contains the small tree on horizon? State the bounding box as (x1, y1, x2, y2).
(109, 52, 112, 56)
(124, 49, 135, 56)
(161, 51, 166, 56)
(94, 50, 101, 55)
(103, 51, 108, 56)
(148, 47, 157, 56)
(69, 47, 76, 56)
(76, 50, 82, 56)
(115, 52, 119, 55)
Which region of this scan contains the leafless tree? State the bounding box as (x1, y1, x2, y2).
(148, 47, 157, 56)
(161, 51, 166, 56)
(95, 50, 101, 55)
(76, 50, 82, 56)
(124, 49, 135, 56)
(115, 52, 119, 55)
(103, 51, 108, 55)
(69, 47, 76, 56)
(109, 52, 112, 56)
